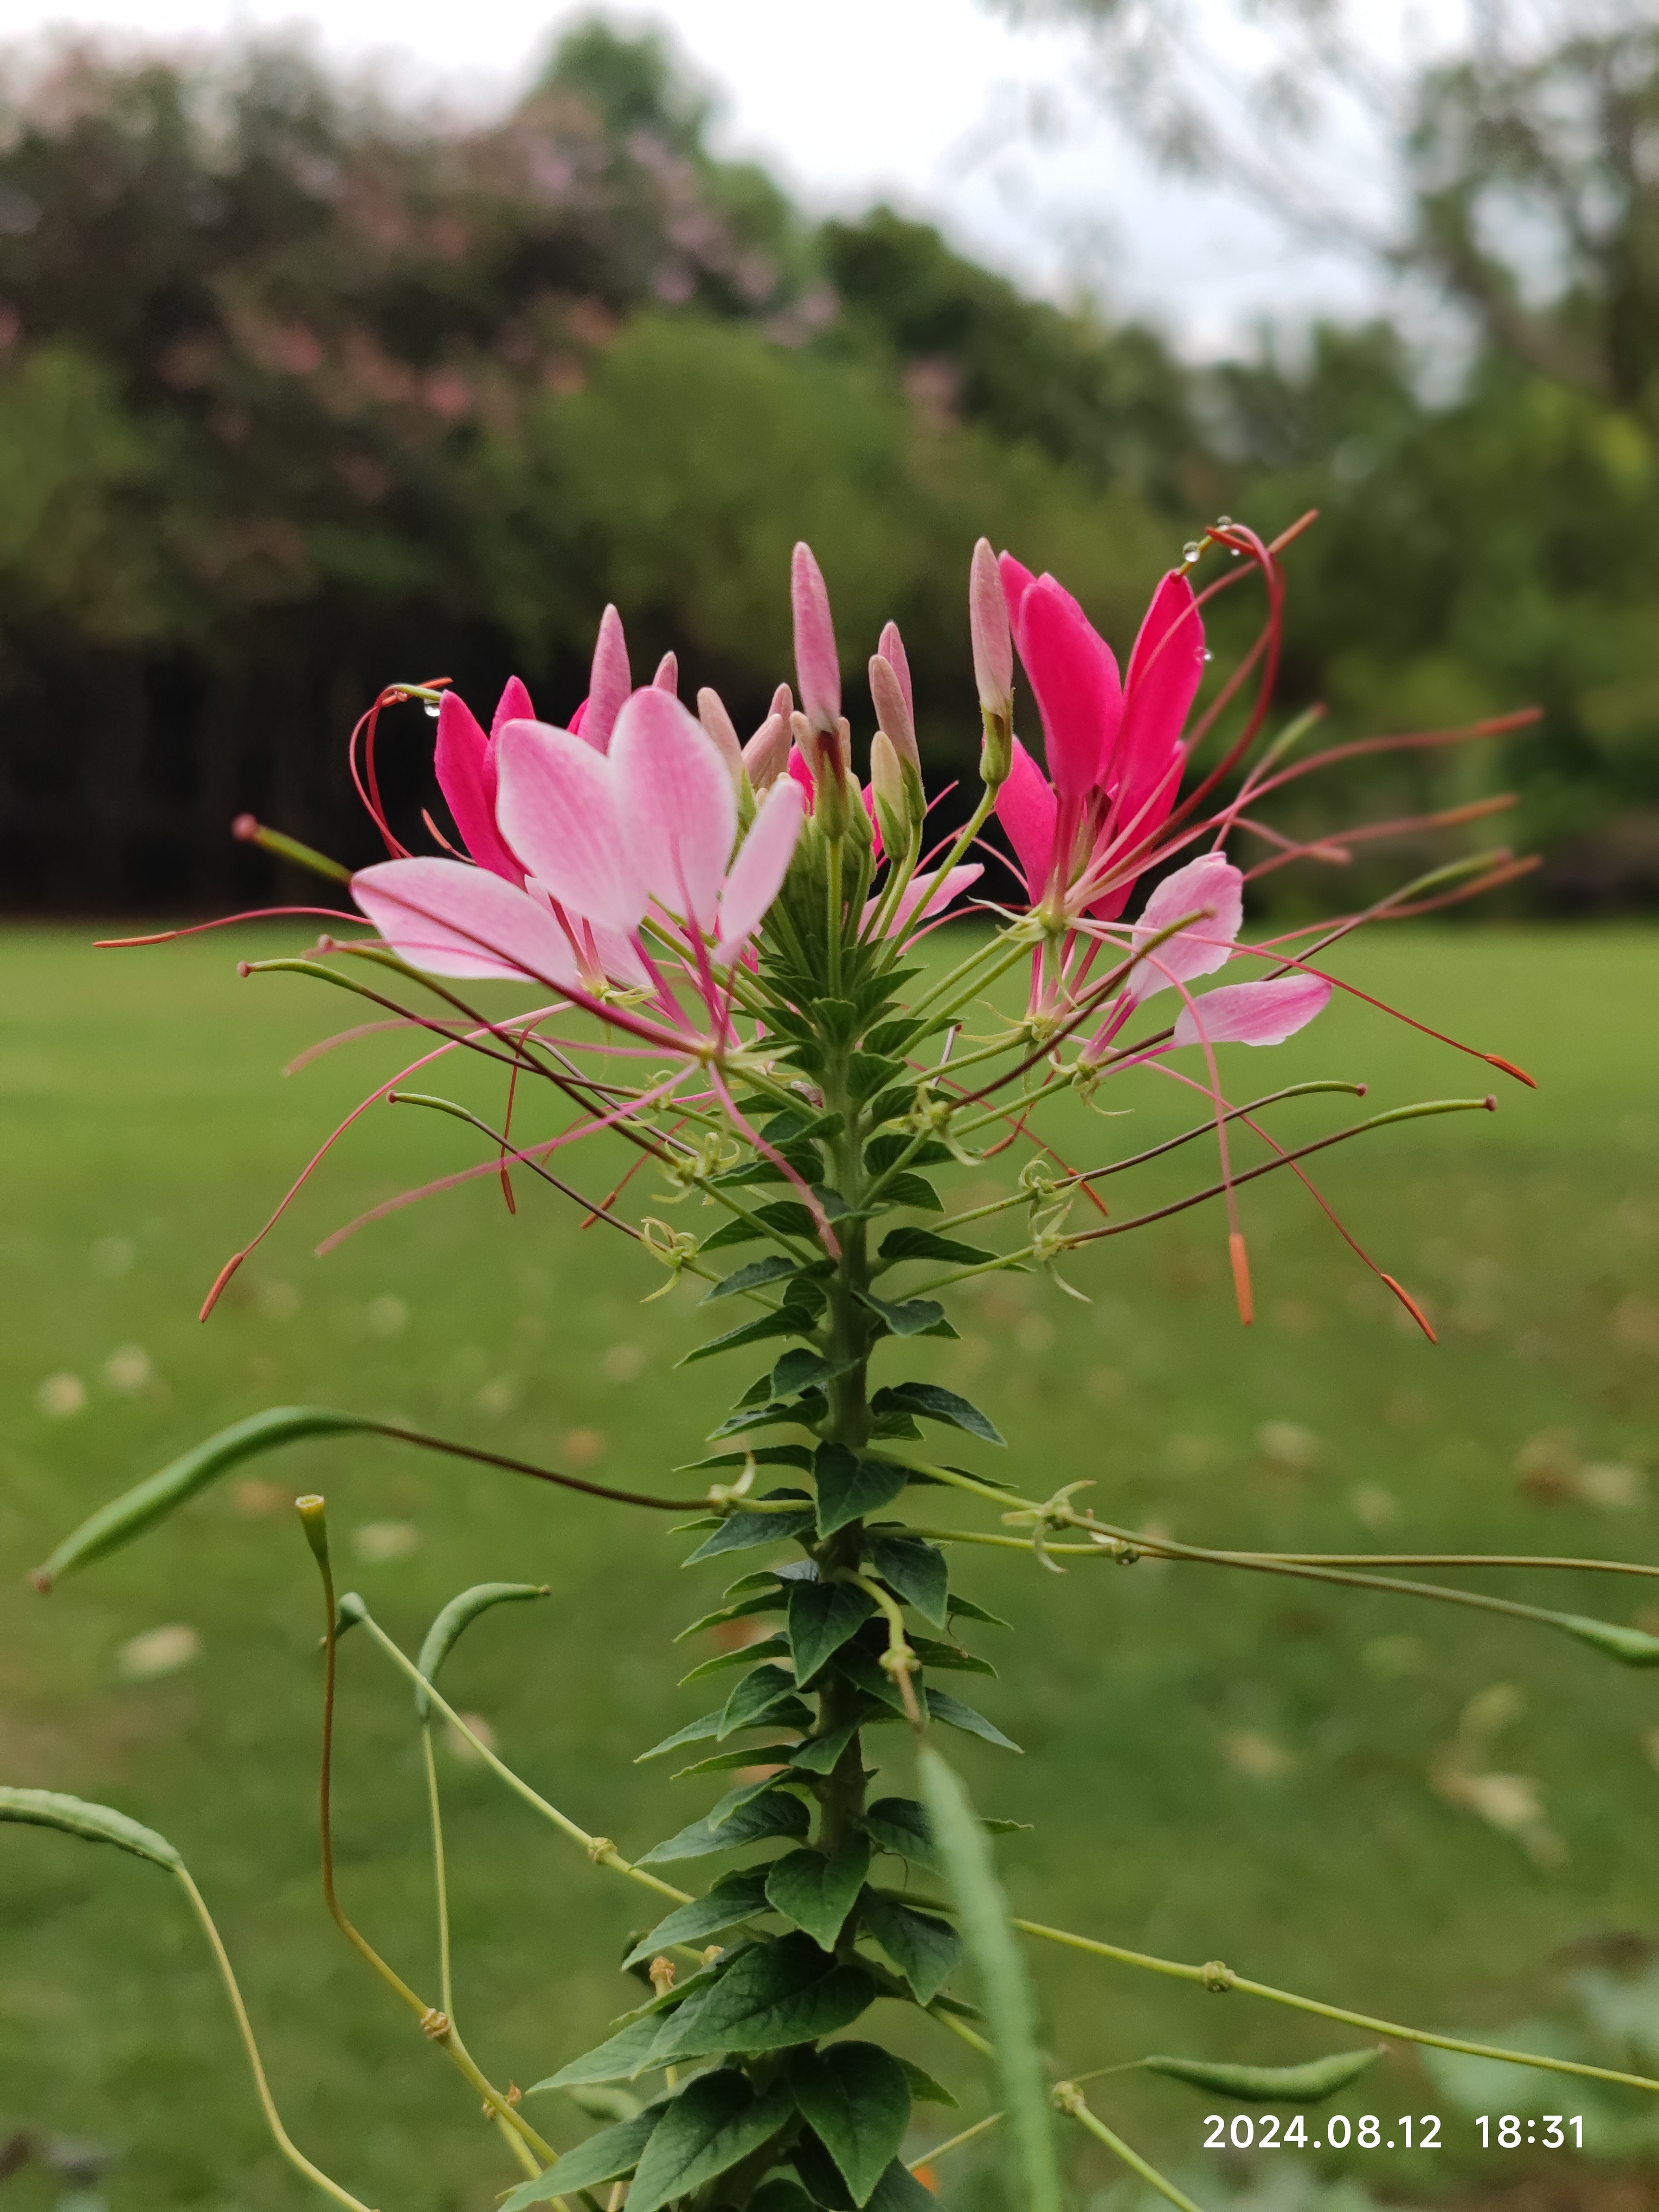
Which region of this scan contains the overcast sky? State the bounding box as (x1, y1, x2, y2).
(0, 0, 1397, 350)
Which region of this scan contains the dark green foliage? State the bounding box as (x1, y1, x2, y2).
(926, 1688, 1022, 1752)
(877, 1226, 998, 1266)
(858, 1894, 963, 2007)
(622, 1870, 773, 1966)
(870, 1382, 1006, 1445)
(719, 1662, 805, 1737)
(649, 1933, 875, 2061)
(683, 1492, 818, 1564)
(765, 1840, 873, 1948)
(787, 1579, 877, 1682)
(789, 2042, 912, 2206)
(866, 1536, 949, 1626)
(503, 2110, 661, 2205)
(627, 2070, 796, 2212)
(860, 1797, 942, 1874)
(635, 1786, 810, 1865)
(812, 1444, 910, 1536)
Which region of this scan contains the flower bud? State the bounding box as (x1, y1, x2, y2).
(878, 620, 914, 719)
(869, 653, 919, 774)
(870, 728, 911, 856)
(794, 709, 850, 839)
(696, 686, 744, 791)
(791, 542, 841, 732)
(743, 711, 789, 793)
(652, 651, 679, 695)
(970, 537, 1013, 716)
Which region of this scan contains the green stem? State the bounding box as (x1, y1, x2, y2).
(1017, 1922, 1659, 2095)
(1054, 2087, 1207, 2212)
(908, 2111, 1004, 2171)
(421, 1725, 453, 2023)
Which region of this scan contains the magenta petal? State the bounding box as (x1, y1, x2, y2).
(610, 686, 738, 931)
(353, 858, 578, 985)
(1172, 973, 1333, 1048)
(787, 744, 816, 803)
(995, 738, 1057, 898)
(491, 676, 536, 737)
(1127, 854, 1244, 1001)
(581, 604, 631, 753)
(494, 718, 646, 933)
(998, 550, 1037, 627)
(433, 692, 520, 884)
(1111, 571, 1205, 789)
(716, 778, 805, 963)
(792, 541, 841, 730)
(1015, 576, 1121, 802)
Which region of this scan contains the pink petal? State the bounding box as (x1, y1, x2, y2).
(490, 676, 536, 738)
(581, 604, 631, 753)
(994, 737, 1058, 897)
(743, 711, 790, 792)
(971, 537, 1013, 713)
(1014, 574, 1122, 801)
(1085, 750, 1184, 921)
(653, 651, 679, 693)
(874, 862, 983, 935)
(1127, 854, 1244, 1002)
(998, 550, 1037, 626)
(1172, 973, 1333, 1048)
(716, 778, 805, 963)
(610, 686, 738, 931)
(878, 619, 913, 722)
(787, 743, 816, 803)
(494, 718, 646, 933)
(433, 692, 520, 884)
(863, 777, 883, 861)
(792, 541, 841, 730)
(353, 857, 578, 985)
(1109, 571, 1205, 792)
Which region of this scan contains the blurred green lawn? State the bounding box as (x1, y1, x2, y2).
(3, 922, 1658, 2212)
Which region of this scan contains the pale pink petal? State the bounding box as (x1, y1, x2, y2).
(610, 686, 738, 931)
(863, 778, 883, 861)
(490, 676, 536, 738)
(715, 778, 805, 964)
(696, 687, 744, 790)
(1172, 973, 1333, 1048)
(1127, 854, 1244, 1002)
(581, 603, 631, 753)
(971, 537, 1013, 715)
(873, 861, 983, 935)
(494, 718, 646, 933)
(1014, 575, 1122, 801)
(353, 858, 578, 986)
(792, 542, 841, 730)
(743, 712, 790, 792)
(994, 737, 1058, 897)
(433, 693, 520, 884)
(877, 619, 913, 722)
(653, 651, 679, 693)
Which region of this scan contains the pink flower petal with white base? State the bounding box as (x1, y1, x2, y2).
(715, 778, 805, 964)
(495, 718, 647, 933)
(1172, 973, 1333, 1048)
(353, 857, 579, 986)
(610, 687, 738, 931)
(870, 863, 983, 936)
(1127, 854, 1244, 1002)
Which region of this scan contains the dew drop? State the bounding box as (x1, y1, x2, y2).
(1216, 515, 1233, 529)
(1181, 541, 1202, 564)
(424, 700, 441, 718)
(1203, 650, 1215, 662)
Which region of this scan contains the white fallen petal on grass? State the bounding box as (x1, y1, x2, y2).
(117, 1623, 202, 1681)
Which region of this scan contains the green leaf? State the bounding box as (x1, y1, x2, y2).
(871, 1382, 1006, 1445)
(534, 2012, 665, 2089)
(809, 997, 861, 1044)
(872, 1172, 944, 1213)
(33, 1406, 375, 1587)
(927, 1688, 1021, 1752)
(948, 1593, 1013, 1630)
(764, 1839, 872, 1949)
(719, 1661, 802, 1739)
(866, 2158, 937, 2208)
(706, 1391, 828, 1441)
(856, 1290, 955, 1339)
(681, 1307, 819, 1366)
(501, 2111, 661, 2207)
(814, 1444, 910, 1537)
(879, 1226, 996, 1266)
(897, 2059, 959, 2108)
(911, 1635, 996, 1677)
(650, 1932, 874, 2063)
(710, 1773, 810, 1830)
(866, 1134, 951, 1173)
(858, 1893, 962, 2006)
(1143, 2049, 1385, 2102)
(794, 2140, 935, 2211)
(919, 1747, 1063, 2212)
(702, 1202, 819, 1251)
(627, 2069, 796, 2212)
(679, 1631, 791, 1686)
(0, 1786, 181, 1870)
(749, 2181, 815, 2212)
(772, 1348, 835, 1397)
(788, 1579, 877, 1682)
(861, 1796, 941, 1873)
(622, 1871, 774, 1967)
(672, 1742, 803, 1780)
(703, 1256, 803, 1302)
(790, 2043, 912, 2207)
(787, 1718, 864, 1775)
(867, 1536, 949, 1628)
(683, 1493, 817, 1566)
(847, 1053, 910, 1103)
(830, 1640, 908, 1714)
(636, 1786, 810, 1866)
(865, 1018, 929, 1056)
(637, 1707, 727, 1761)
(676, 1592, 788, 1641)
(676, 1446, 818, 1477)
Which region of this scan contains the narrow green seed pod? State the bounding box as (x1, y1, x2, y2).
(31, 1407, 376, 1590)
(414, 1582, 551, 1719)
(1559, 1615, 1659, 1666)
(1143, 2048, 1384, 2102)
(0, 1786, 182, 1870)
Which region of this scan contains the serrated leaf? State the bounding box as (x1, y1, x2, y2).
(879, 1226, 996, 1266)
(791, 2042, 912, 2207)
(683, 1492, 817, 1566)
(865, 1134, 951, 1173)
(856, 1290, 954, 1339)
(865, 1018, 929, 1056)
(897, 2057, 959, 2108)
(787, 1716, 864, 1774)
(948, 1592, 1012, 1630)
(635, 1786, 810, 1865)
(534, 2012, 665, 2089)
(871, 1382, 1006, 1445)
(814, 1443, 910, 1537)
(1143, 2049, 1385, 2102)
(809, 997, 861, 1043)
(867, 1536, 949, 1627)
(679, 1631, 792, 1686)
(676, 1591, 788, 1641)
(650, 1931, 874, 2064)
(622, 1871, 773, 1966)
(627, 2069, 796, 2212)
(830, 1639, 908, 1713)
(861, 1796, 941, 1872)
(927, 1688, 1021, 1751)
(672, 1742, 802, 1780)
(858, 1893, 962, 2005)
(788, 1579, 877, 1682)
(872, 1172, 943, 1213)
(718, 1661, 801, 1739)
(772, 1348, 835, 1397)
(501, 2111, 660, 2207)
(706, 1392, 827, 1441)
(911, 1635, 996, 1677)
(847, 1053, 910, 1103)
(703, 1256, 803, 1303)
(765, 1840, 872, 1949)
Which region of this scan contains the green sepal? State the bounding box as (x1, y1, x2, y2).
(764, 1838, 872, 1949)
(621, 1869, 774, 1967)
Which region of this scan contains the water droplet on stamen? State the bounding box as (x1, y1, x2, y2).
(1181, 541, 1202, 564)
(1203, 650, 1215, 662)
(1216, 515, 1233, 528)
(423, 701, 441, 718)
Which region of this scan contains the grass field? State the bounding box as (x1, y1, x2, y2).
(3, 921, 1658, 2212)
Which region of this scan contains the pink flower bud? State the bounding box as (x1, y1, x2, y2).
(696, 686, 744, 790)
(743, 712, 790, 793)
(791, 542, 841, 732)
(970, 536, 1013, 716)
(877, 620, 913, 722)
(581, 603, 631, 753)
(869, 653, 919, 774)
(653, 651, 679, 695)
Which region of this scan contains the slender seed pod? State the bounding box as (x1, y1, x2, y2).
(415, 1583, 551, 1720)
(0, 1785, 182, 1870)
(1142, 2049, 1384, 2102)
(695, 687, 744, 792)
(869, 653, 919, 775)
